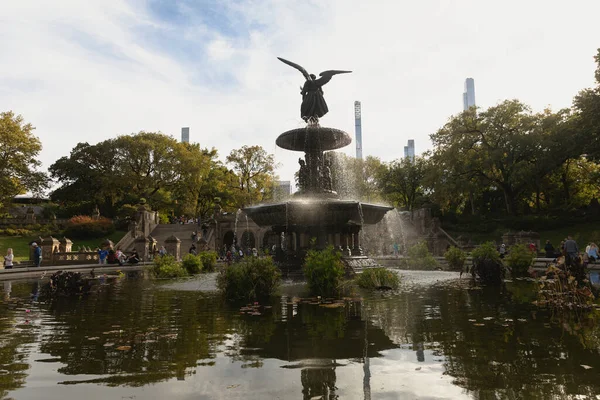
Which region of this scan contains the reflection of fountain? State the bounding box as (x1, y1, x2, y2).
(243, 114, 391, 274)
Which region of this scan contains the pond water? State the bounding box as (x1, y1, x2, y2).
(1, 270, 600, 399)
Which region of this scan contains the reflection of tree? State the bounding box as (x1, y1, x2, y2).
(37, 279, 232, 386)
(0, 316, 38, 398)
(366, 283, 600, 399)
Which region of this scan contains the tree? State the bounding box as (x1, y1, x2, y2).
(327, 153, 384, 202)
(574, 48, 600, 160)
(429, 101, 574, 215)
(50, 132, 223, 218)
(226, 145, 278, 207)
(378, 157, 427, 210)
(0, 111, 48, 209)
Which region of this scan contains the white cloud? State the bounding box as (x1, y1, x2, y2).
(1, 0, 599, 186)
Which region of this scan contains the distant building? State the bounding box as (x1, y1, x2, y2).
(463, 78, 476, 111)
(354, 101, 363, 159)
(181, 127, 190, 143)
(404, 140, 415, 161)
(274, 181, 292, 200)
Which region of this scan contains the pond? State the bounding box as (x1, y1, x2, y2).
(1, 270, 600, 399)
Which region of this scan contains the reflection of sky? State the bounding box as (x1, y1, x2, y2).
(11, 350, 468, 399)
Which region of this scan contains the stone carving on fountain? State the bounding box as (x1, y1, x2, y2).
(242, 57, 392, 275)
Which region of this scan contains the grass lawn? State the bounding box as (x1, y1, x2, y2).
(0, 230, 127, 262)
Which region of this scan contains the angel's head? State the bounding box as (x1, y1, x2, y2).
(309, 74, 316, 80)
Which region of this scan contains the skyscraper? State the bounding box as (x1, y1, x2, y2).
(404, 139, 415, 161)
(463, 78, 476, 111)
(354, 101, 363, 159)
(273, 181, 292, 200)
(181, 127, 190, 143)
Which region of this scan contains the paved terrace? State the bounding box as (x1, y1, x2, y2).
(0, 262, 149, 281)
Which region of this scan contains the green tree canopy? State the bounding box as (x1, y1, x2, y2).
(49, 132, 227, 218)
(0, 111, 48, 209)
(226, 145, 278, 207)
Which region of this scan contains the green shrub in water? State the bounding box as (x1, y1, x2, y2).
(153, 255, 187, 278)
(407, 242, 438, 269)
(470, 242, 504, 284)
(505, 244, 534, 277)
(217, 257, 281, 301)
(303, 245, 345, 296)
(444, 246, 467, 271)
(356, 267, 400, 290)
(181, 253, 203, 274)
(199, 251, 218, 272)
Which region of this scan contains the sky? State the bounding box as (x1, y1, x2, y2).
(2, 0, 600, 188)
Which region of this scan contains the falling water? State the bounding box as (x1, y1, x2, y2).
(358, 202, 365, 254)
(234, 209, 242, 238)
(245, 215, 250, 250)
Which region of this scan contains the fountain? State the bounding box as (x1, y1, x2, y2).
(242, 57, 392, 274)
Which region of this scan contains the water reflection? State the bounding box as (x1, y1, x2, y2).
(0, 274, 600, 399)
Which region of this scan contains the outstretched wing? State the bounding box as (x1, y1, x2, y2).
(316, 70, 352, 86)
(277, 57, 311, 81)
(319, 70, 352, 77)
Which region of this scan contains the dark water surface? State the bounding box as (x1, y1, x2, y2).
(1, 271, 600, 399)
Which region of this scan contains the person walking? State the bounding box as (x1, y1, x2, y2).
(564, 236, 579, 267)
(32, 242, 42, 267)
(4, 248, 14, 269)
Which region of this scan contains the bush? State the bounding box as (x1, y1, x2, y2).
(407, 242, 438, 270)
(153, 255, 187, 278)
(303, 246, 345, 296)
(471, 242, 504, 284)
(444, 246, 467, 271)
(505, 244, 534, 277)
(356, 268, 400, 290)
(199, 251, 218, 272)
(181, 253, 203, 274)
(63, 215, 115, 239)
(217, 257, 281, 301)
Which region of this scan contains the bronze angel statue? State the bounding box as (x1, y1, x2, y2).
(278, 57, 351, 123)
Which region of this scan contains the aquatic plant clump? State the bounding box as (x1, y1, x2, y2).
(444, 246, 466, 271)
(356, 267, 400, 290)
(406, 242, 438, 270)
(505, 244, 534, 277)
(41, 270, 92, 297)
(303, 246, 345, 296)
(471, 242, 504, 284)
(535, 263, 595, 310)
(217, 257, 281, 301)
(198, 251, 218, 272)
(153, 255, 187, 278)
(181, 254, 203, 275)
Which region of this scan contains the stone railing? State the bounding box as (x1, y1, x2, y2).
(49, 252, 100, 265)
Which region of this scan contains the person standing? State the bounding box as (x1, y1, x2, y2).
(544, 240, 555, 258)
(4, 248, 14, 269)
(564, 236, 579, 267)
(32, 242, 42, 267)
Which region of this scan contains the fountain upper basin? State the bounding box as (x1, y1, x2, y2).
(276, 126, 352, 152)
(242, 199, 393, 228)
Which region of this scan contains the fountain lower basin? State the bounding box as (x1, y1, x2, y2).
(242, 199, 392, 228)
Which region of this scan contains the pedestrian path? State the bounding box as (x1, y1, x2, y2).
(0, 262, 149, 281)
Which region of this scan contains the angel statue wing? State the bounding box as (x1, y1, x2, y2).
(277, 57, 311, 81)
(316, 69, 352, 86)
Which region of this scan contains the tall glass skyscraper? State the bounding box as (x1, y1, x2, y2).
(354, 101, 363, 159)
(463, 78, 476, 111)
(181, 127, 190, 143)
(404, 140, 415, 161)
